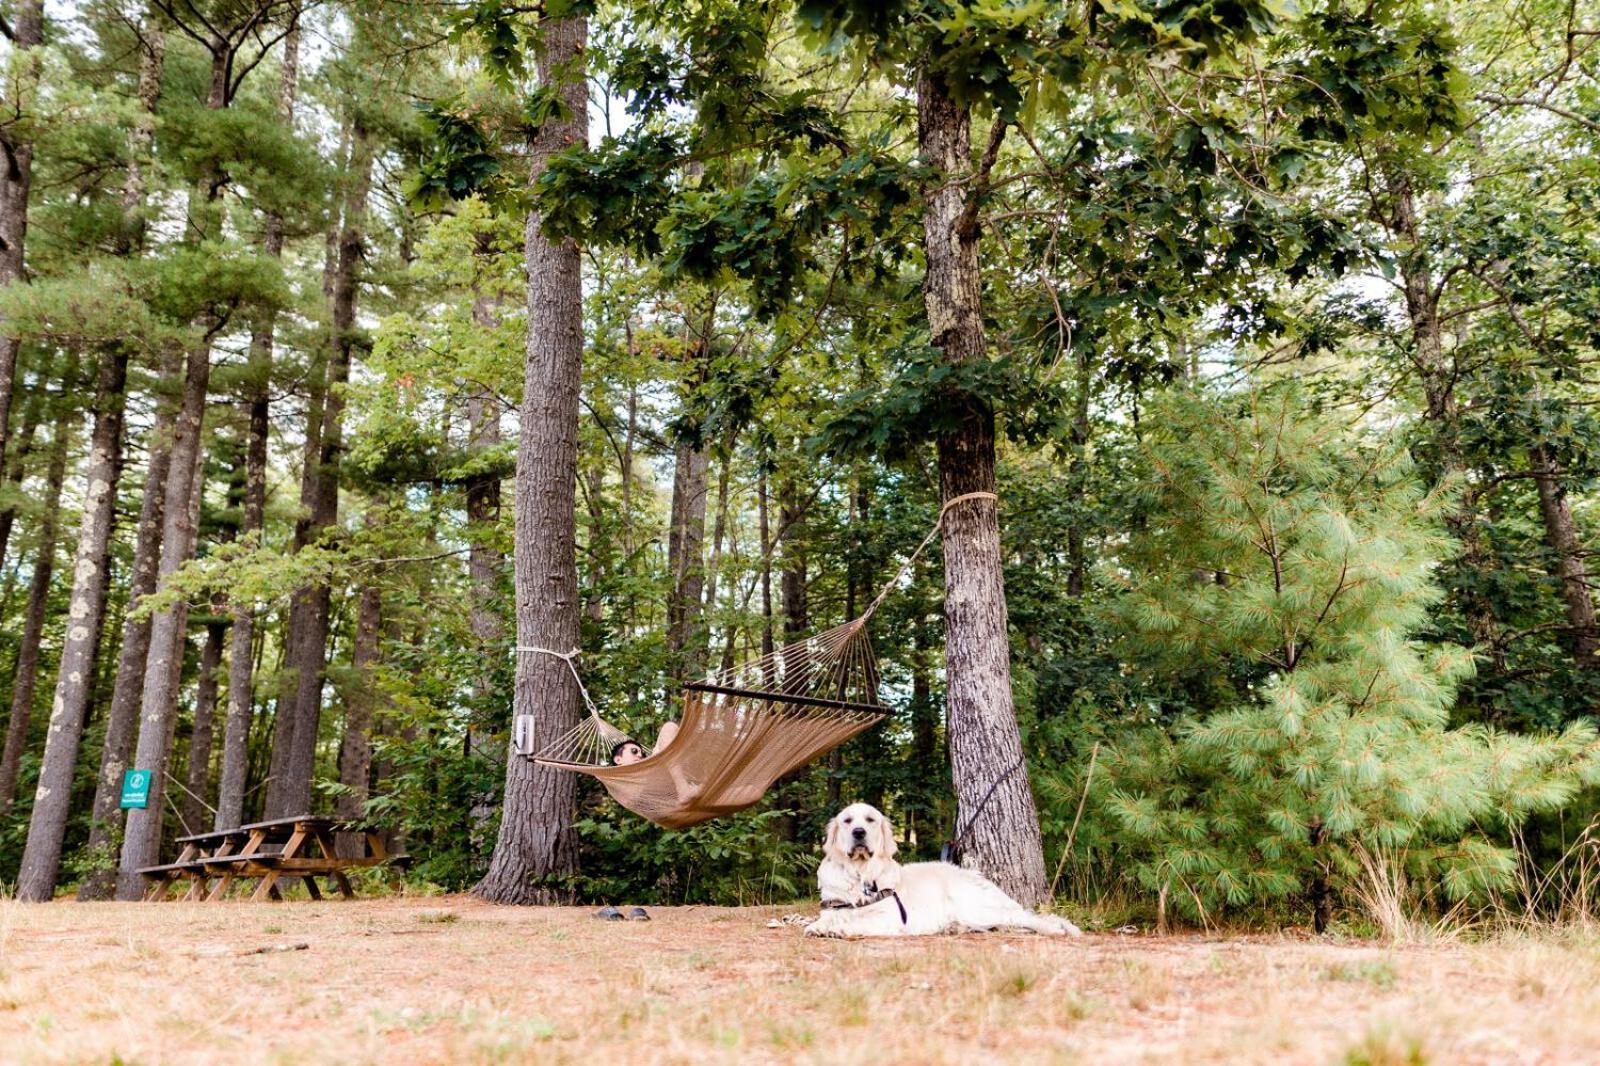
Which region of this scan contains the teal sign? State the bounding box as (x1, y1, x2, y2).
(120, 769, 151, 809)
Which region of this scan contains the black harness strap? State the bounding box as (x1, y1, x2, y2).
(820, 884, 907, 925)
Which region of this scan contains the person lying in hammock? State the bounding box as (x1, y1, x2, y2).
(609, 721, 679, 766)
(607, 723, 761, 808)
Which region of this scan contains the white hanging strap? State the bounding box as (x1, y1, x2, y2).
(514, 645, 601, 716)
(860, 491, 998, 622)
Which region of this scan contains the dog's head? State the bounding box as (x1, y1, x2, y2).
(824, 802, 897, 866)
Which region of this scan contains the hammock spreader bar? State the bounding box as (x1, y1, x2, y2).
(514, 491, 997, 829)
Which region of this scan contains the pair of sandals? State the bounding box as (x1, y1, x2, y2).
(594, 906, 651, 921)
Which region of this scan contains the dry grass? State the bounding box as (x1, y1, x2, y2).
(2, 898, 1599, 1064)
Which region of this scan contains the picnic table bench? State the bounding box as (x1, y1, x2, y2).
(137, 815, 409, 902)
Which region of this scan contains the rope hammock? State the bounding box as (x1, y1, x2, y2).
(515, 491, 996, 830)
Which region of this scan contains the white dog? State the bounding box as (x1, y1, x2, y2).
(806, 802, 1081, 937)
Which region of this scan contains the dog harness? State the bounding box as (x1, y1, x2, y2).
(819, 882, 907, 925)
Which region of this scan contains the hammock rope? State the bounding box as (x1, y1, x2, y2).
(514, 491, 997, 829)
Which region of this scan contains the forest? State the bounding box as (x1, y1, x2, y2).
(0, 0, 1598, 937)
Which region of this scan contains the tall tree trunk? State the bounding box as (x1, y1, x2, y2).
(918, 70, 1047, 906)
(77, 20, 167, 897)
(1387, 176, 1505, 674)
(0, 393, 72, 811)
(217, 21, 297, 830)
(0, 0, 43, 472)
(15, 344, 129, 900)
(1529, 441, 1599, 667)
(466, 275, 506, 850)
(114, 25, 240, 900)
(0, 353, 52, 568)
(474, 12, 588, 905)
(1067, 347, 1091, 598)
(180, 614, 227, 832)
(335, 582, 381, 857)
(272, 120, 375, 819)
(114, 337, 212, 899)
(666, 434, 709, 680)
(264, 120, 348, 819)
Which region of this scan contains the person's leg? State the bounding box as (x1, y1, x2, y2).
(652, 720, 680, 754)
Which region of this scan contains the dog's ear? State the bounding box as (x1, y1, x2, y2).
(878, 812, 897, 860)
(824, 814, 841, 854)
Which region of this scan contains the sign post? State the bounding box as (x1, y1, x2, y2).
(120, 768, 151, 810)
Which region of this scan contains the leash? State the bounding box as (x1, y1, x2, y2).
(940, 753, 1027, 867)
(820, 884, 907, 925)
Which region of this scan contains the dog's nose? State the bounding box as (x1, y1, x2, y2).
(852, 827, 867, 839)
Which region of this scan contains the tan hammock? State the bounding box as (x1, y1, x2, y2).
(516, 491, 995, 830)
(527, 618, 885, 829)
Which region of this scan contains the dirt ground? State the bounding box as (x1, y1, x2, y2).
(1, 896, 1598, 1065)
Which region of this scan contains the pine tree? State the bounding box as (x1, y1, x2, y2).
(1096, 387, 1600, 931)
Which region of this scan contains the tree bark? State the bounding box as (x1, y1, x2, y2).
(180, 614, 227, 832)
(77, 19, 167, 897)
(918, 69, 1047, 906)
(0, 391, 72, 811)
(666, 433, 709, 680)
(0, 353, 52, 569)
(1067, 347, 1091, 598)
(217, 21, 297, 831)
(114, 334, 212, 899)
(335, 582, 382, 857)
(272, 119, 375, 819)
(15, 344, 129, 900)
(466, 274, 506, 850)
(1529, 441, 1598, 667)
(1387, 175, 1505, 673)
(0, 0, 43, 473)
(473, 12, 587, 905)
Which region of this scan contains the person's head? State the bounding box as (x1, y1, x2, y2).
(611, 738, 646, 766)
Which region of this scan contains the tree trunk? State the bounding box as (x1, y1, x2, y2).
(666, 435, 709, 680)
(758, 470, 774, 660)
(335, 583, 382, 857)
(0, 393, 72, 811)
(1387, 175, 1505, 673)
(0, 0, 44, 472)
(1067, 348, 1091, 598)
(15, 345, 129, 900)
(217, 21, 296, 831)
(77, 19, 166, 898)
(273, 120, 375, 819)
(114, 336, 212, 899)
(918, 69, 1047, 906)
(1529, 441, 1598, 667)
(473, 12, 587, 905)
(466, 275, 506, 851)
(0, 354, 51, 569)
(180, 615, 227, 832)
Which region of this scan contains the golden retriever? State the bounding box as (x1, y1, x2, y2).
(806, 802, 1081, 937)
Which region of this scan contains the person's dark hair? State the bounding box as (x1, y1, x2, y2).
(610, 737, 642, 764)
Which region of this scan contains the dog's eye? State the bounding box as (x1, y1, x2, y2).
(842, 817, 852, 824)
(865, 816, 875, 823)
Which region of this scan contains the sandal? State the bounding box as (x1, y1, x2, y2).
(628, 907, 651, 921)
(593, 906, 625, 921)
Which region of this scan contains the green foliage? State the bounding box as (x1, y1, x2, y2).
(1086, 388, 1600, 922)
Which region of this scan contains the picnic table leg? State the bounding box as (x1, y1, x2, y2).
(251, 825, 306, 902)
(302, 876, 323, 901)
(215, 829, 268, 902)
(311, 826, 358, 901)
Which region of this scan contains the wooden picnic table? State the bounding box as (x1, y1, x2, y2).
(137, 815, 407, 902)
